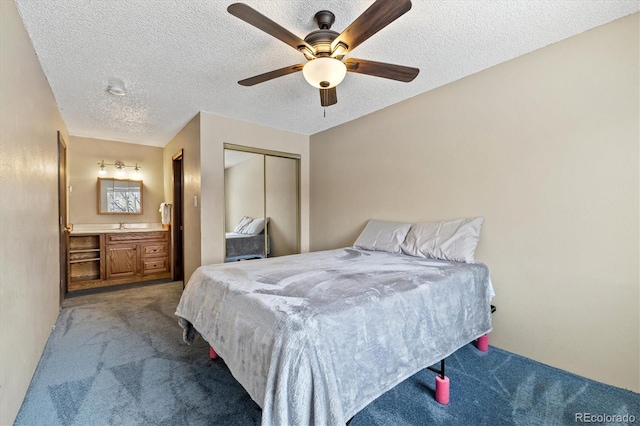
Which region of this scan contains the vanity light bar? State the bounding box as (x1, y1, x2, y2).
(98, 160, 141, 176)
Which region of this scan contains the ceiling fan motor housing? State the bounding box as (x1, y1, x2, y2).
(304, 10, 339, 57)
(304, 29, 340, 57)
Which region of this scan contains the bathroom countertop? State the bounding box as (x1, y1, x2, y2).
(70, 223, 167, 235)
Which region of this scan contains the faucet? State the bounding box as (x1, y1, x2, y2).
(119, 222, 125, 230)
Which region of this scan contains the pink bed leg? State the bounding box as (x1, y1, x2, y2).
(477, 334, 489, 352)
(435, 375, 450, 405)
(209, 346, 218, 359)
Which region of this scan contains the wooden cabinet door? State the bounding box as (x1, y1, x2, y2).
(106, 244, 137, 279)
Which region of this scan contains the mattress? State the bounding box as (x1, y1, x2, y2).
(176, 248, 493, 425)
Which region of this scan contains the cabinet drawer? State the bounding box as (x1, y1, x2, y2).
(141, 242, 168, 257)
(142, 258, 169, 274)
(106, 231, 168, 244)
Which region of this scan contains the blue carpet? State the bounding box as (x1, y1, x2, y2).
(16, 282, 639, 425)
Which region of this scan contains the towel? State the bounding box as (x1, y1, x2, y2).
(159, 203, 171, 225)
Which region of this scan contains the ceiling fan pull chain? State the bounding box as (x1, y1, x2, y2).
(324, 108, 326, 118)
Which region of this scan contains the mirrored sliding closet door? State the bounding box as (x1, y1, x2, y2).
(224, 146, 299, 262)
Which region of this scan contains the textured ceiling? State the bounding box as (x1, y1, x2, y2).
(15, 0, 639, 147)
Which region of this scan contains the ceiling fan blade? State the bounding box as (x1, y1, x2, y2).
(331, 0, 412, 55)
(228, 3, 315, 57)
(345, 58, 419, 82)
(320, 87, 337, 107)
(238, 64, 304, 86)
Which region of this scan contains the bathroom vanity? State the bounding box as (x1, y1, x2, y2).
(67, 225, 170, 291)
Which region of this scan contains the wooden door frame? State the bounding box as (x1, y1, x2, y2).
(172, 150, 185, 283)
(58, 131, 68, 306)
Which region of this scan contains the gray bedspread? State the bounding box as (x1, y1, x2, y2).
(175, 248, 493, 425)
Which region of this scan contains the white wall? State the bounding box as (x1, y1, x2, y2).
(199, 113, 310, 266)
(309, 14, 639, 391)
(0, 2, 69, 423)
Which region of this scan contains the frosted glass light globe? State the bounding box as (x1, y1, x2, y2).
(302, 58, 347, 89)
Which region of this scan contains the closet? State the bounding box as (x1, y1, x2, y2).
(224, 145, 300, 260)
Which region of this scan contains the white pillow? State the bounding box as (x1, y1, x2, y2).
(401, 217, 483, 263)
(242, 217, 269, 235)
(353, 219, 412, 253)
(234, 216, 254, 233)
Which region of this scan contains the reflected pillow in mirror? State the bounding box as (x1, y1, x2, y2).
(353, 219, 412, 253)
(234, 216, 254, 233)
(242, 217, 268, 235)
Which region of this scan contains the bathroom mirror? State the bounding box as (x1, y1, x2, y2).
(98, 178, 143, 214)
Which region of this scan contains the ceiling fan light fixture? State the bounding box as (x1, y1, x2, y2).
(302, 57, 346, 89)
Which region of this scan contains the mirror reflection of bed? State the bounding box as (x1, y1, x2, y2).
(224, 147, 299, 262)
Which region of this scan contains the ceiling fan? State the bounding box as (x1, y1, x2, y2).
(228, 0, 419, 107)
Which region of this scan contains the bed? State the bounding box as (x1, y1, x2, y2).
(225, 232, 269, 262)
(225, 216, 270, 262)
(176, 236, 493, 425)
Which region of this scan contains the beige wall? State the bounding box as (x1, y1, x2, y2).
(225, 154, 265, 231)
(163, 113, 201, 283)
(199, 113, 310, 267)
(165, 113, 308, 279)
(310, 14, 639, 391)
(69, 136, 164, 224)
(0, 2, 69, 423)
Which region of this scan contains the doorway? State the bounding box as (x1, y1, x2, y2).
(58, 131, 68, 306)
(172, 151, 185, 283)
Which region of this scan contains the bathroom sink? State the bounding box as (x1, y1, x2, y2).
(70, 223, 165, 234)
